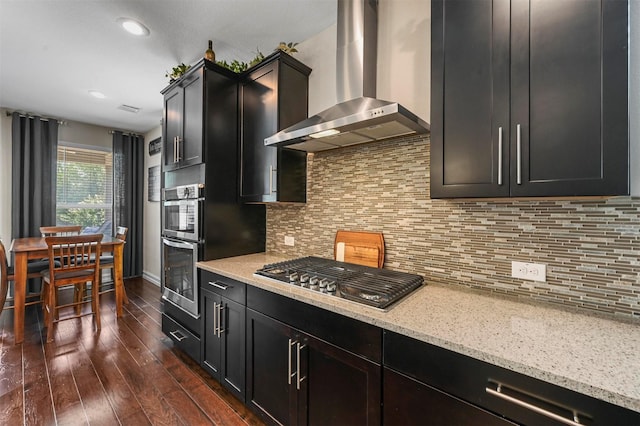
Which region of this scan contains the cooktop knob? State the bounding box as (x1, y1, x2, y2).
(300, 273, 310, 288)
(289, 272, 299, 285)
(326, 281, 337, 292)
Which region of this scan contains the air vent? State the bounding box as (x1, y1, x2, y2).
(117, 104, 140, 113)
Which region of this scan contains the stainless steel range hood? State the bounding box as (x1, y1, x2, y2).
(265, 0, 429, 152)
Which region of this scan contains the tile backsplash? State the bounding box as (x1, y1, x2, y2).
(266, 135, 640, 318)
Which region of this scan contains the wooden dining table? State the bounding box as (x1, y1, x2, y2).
(9, 235, 126, 344)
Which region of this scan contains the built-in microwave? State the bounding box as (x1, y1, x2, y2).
(162, 183, 203, 242)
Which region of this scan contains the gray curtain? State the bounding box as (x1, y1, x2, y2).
(11, 113, 58, 239)
(113, 131, 144, 278)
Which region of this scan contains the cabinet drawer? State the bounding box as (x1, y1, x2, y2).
(383, 331, 640, 426)
(383, 367, 514, 426)
(163, 313, 201, 363)
(200, 269, 246, 305)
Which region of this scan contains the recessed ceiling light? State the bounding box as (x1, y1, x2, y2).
(117, 17, 150, 36)
(89, 90, 106, 99)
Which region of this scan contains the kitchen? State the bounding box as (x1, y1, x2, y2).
(1, 0, 639, 425)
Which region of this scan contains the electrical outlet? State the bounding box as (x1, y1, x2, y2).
(284, 236, 295, 246)
(511, 261, 546, 282)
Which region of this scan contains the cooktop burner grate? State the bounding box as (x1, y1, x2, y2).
(254, 256, 423, 309)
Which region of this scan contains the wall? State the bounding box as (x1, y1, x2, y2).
(296, 0, 429, 122)
(265, 1, 640, 319)
(143, 125, 162, 285)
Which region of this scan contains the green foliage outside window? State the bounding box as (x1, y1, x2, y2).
(56, 146, 112, 229)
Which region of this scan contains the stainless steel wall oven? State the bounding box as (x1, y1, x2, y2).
(162, 183, 204, 329)
(162, 237, 200, 319)
(162, 183, 203, 242)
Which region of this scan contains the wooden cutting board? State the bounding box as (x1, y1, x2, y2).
(334, 230, 385, 268)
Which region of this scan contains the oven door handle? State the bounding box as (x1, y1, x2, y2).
(162, 238, 196, 250)
(163, 200, 198, 206)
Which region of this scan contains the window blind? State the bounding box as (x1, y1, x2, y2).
(56, 145, 113, 228)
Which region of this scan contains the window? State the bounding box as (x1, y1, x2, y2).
(56, 144, 113, 230)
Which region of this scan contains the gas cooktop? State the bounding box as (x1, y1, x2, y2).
(254, 256, 424, 310)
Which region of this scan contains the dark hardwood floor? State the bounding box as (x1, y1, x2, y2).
(0, 278, 265, 426)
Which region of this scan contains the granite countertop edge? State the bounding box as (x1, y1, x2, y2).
(197, 253, 640, 413)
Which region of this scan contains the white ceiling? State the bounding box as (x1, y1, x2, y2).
(0, 0, 336, 133)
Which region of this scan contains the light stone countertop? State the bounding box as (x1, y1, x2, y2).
(197, 253, 640, 413)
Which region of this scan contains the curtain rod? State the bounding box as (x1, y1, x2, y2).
(5, 110, 67, 126)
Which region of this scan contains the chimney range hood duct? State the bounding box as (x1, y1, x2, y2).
(265, 0, 429, 152)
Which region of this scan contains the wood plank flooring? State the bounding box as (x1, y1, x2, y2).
(0, 277, 265, 426)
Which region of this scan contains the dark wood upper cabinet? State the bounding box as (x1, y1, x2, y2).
(239, 52, 311, 203)
(431, 0, 629, 198)
(161, 59, 239, 175)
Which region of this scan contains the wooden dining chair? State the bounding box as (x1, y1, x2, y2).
(0, 239, 52, 316)
(40, 225, 82, 236)
(41, 234, 102, 342)
(97, 226, 129, 303)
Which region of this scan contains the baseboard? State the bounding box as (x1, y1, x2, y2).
(142, 271, 161, 287)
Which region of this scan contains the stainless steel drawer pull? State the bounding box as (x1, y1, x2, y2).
(516, 124, 522, 185)
(497, 126, 503, 185)
(486, 384, 582, 426)
(169, 330, 187, 342)
(210, 281, 229, 290)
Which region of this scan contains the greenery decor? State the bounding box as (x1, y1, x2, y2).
(216, 42, 296, 73)
(275, 42, 299, 54)
(166, 63, 191, 83)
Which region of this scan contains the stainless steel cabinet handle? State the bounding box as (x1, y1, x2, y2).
(287, 339, 297, 385)
(296, 342, 306, 390)
(176, 137, 182, 162)
(269, 165, 277, 194)
(217, 305, 225, 337)
(497, 126, 503, 186)
(212, 302, 218, 337)
(209, 281, 229, 291)
(516, 124, 522, 185)
(169, 330, 187, 342)
(486, 383, 582, 426)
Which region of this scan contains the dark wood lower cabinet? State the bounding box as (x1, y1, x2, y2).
(246, 308, 381, 426)
(384, 331, 640, 426)
(201, 289, 246, 401)
(383, 367, 514, 426)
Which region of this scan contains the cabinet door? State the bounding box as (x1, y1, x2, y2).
(246, 308, 297, 425)
(431, 0, 510, 198)
(240, 64, 278, 201)
(510, 0, 628, 196)
(202, 290, 222, 378)
(383, 368, 513, 426)
(220, 297, 245, 401)
(181, 70, 204, 167)
(163, 87, 183, 171)
(298, 334, 381, 426)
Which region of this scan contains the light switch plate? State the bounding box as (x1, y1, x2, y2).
(284, 236, 295, 246)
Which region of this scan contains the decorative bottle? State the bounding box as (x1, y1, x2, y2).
(205, 40, 215, 62)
